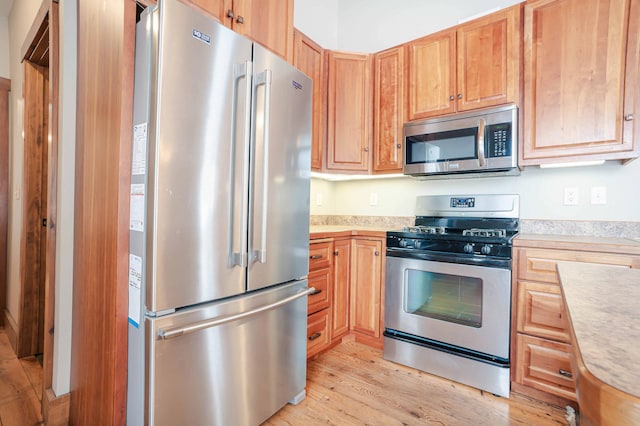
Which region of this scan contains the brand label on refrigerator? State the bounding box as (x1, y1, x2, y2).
(192, 29, 211, 45)
(132, 123, 147, 175)
(130, 184, 145, 232)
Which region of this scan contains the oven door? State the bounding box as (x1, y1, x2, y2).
(385, 256, 511, 359)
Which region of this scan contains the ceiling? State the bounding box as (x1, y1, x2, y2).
(0, 0, 13, 17)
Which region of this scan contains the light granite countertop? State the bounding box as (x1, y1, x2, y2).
(557, 262, 640, 398)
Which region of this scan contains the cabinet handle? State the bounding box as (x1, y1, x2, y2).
(236, 15, 245, 24)
(308, 332, 322, 341)
(311, 288, 323, 296)
(625, 114, 634, 121)
(457, 93, 462, 99)
(558, 369, 573, 378)
(449, 95, 455, 101)
(226, 9, 234, 18)
(309, 254, 323, 260)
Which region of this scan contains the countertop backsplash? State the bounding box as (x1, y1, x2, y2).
(310, 216, 640, 239)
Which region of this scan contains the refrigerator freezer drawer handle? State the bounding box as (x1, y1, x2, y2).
(157, 287, 316, 340)
(252, 69, 272, 264)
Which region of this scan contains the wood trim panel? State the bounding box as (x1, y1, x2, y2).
(43, 388, 70, 426)
(71, 0, 136, 424)
(3, 308, 18, 353)
(0, 78, 9, 327)
(20, 0, 52, 63)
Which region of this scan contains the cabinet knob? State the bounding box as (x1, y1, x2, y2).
(396, 144, 401, 149)
(226, 9, 234, 18)
(625, 114, 634, 121)
(334, 251, 339, 256)
(457, 93, 462, 99)
(236, 15, 245, 24)
(449, 95, 454, 101)
(374, 251, 379, 256)
(558, 369, 573, 378)
(308, 332, 322, 341)
(364, 147, 369, 152)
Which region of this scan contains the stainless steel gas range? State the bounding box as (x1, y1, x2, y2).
(383, 194, 519, 397)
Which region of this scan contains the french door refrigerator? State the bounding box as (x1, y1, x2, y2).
(127, 1, 313, 425)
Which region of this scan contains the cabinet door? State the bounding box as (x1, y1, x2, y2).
(457, 5, 521, 111)
(407, 31, 456, 120)
(294, 30, 325, 171)
(332, 239, 351, 341)
(516, 281, 570, 342)
(232, 0, 293, 60)
(181, 0, 231, 22)
(522, 0, 638, 164)
(515, 334, 577, 401)
(373, 47, 404, 173)
(349, 238, 382, 339)
(326, 51, 373, 172)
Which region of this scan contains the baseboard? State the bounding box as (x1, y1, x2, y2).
(3, 308, 18, 354)
(43, 388, 70, 426)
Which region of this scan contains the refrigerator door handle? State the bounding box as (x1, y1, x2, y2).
(252, 69, 272, 264)
(157, 286, 315, 340)
(230, 61, 253, 268)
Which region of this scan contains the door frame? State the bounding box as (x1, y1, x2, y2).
(18, 0, 68, 423)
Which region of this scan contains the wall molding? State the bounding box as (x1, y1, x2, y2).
(43, 387, 70, 426)
(2, 308, 18, 353)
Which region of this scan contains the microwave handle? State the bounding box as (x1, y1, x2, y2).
(477, 118, 486, 167)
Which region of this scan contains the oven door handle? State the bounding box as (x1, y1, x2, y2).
(477, 118, 486, 167)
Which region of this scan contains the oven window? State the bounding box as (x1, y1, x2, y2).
(405, 269, 482, 328)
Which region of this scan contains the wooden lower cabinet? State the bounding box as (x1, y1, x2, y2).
(306, 309, 331, 359)
(349, 238, 384, 348)
(512, 239, 640, 405)
(515, 334, 576, 401)
(307, 233, 386, 357)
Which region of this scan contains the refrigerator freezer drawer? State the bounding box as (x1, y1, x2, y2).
(145, 280, 310, 426)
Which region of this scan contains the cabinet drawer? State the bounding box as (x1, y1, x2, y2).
(307, 308, 331, 358)
(309, 241, 333, 271)
(515, 334, 576, 401)
(308, 268, 331, 315)
(516, 247, 634, 284)
(516, 280, 570, 342)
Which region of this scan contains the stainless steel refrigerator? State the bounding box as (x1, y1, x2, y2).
(127, 1, 313, 424)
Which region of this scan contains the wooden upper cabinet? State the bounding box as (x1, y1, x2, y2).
(407, 5, 521, 120)
(521, 0, 640, 165)
(326, 51, 373, 172)
(407, 31, 456, 120)
(373, 46, 405, 173)
(294, 30, 325, 171)
(182, 0, 293, 61)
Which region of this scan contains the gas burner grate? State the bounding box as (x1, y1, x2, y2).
(462, 228, 507, 238)
(402, 226, 447, 235)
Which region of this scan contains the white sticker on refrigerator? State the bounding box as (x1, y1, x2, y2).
(132, 123, 147, 175)
(130, 184, 145, 232)
(128, 253, 142, 328)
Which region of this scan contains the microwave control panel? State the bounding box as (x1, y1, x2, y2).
(485, 123, 512, 158)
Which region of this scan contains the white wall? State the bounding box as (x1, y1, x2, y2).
(293, 0, 339, 49)
(0, 16, 9, 78)
(311, 160, 640, 223)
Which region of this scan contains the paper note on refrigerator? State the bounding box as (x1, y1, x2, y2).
(128, 253, 143, 328)
(130, 184, 145, 232)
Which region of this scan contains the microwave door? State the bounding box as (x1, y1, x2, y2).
(405, 127, 479, 174)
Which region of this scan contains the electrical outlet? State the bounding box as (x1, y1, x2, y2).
(564, 187, 579, 205)
(369, 192, 378, 206)
(591, 186, 607, 204)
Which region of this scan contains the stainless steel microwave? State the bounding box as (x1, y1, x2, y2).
(403, 104, 518, 179)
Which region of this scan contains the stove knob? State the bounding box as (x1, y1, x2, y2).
(399, 238, 408, 248)
(481, 245, 492, 255)
(463, 243, 474, 254)
(414, 240, 422, 249)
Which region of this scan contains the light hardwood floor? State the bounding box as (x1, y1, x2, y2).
(0, 329, 43, 425)
(266, 338, 569, 425)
